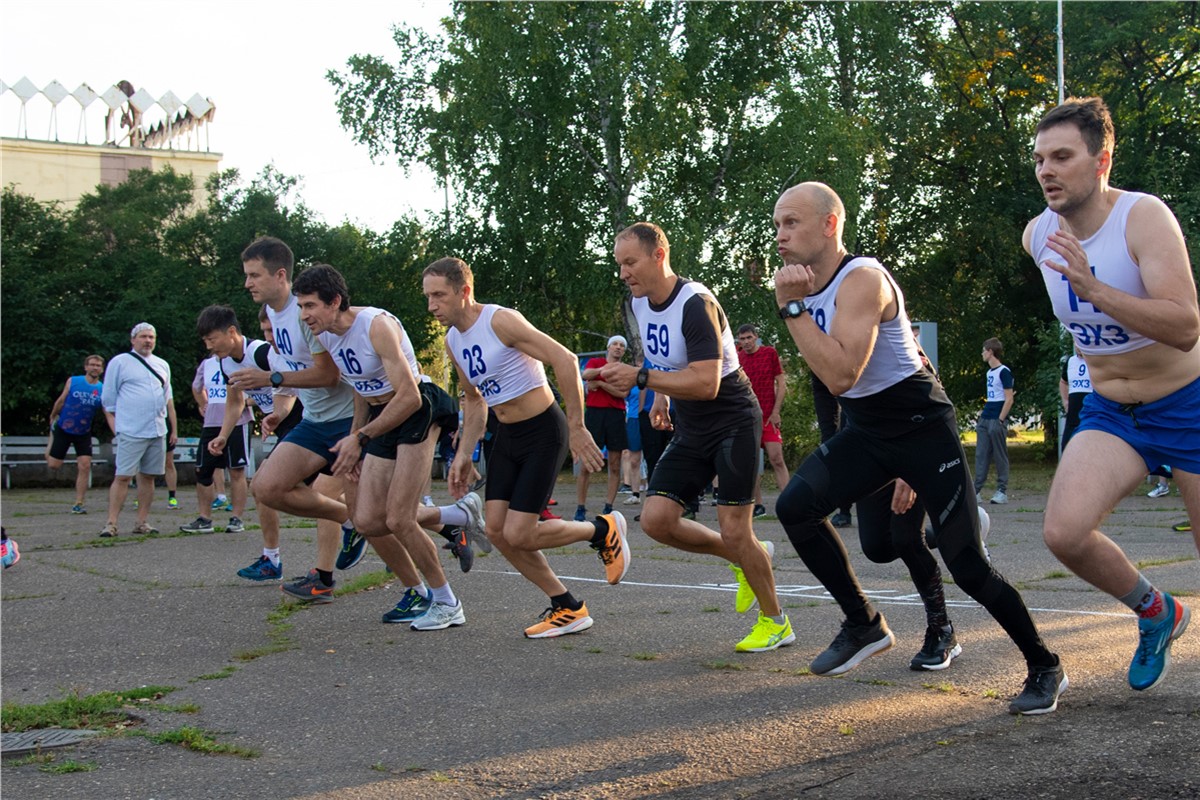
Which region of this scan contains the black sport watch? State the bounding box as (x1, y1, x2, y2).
(778, 300, 808, 320)
(269, 371, 285, 388)
(356, 431, 372, 448)
(636, 367, 650, 389)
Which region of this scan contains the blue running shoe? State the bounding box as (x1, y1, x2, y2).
(573, 505, 587, 522)
(237, 555, 282, 581)
(1129, 595, 1191, 691)
(336, 527, 367, 570)
(382, 588, 431, 624)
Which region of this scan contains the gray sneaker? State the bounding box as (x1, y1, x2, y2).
(810, 616, 896, 676)
(455, 492, 491, 553)
(1009, 661, 1068, 715)
(226, 516, 245, 533)
(179, 517, 214, 534)
(990, 491, 1009, 505)
(410, 599, 466, 631)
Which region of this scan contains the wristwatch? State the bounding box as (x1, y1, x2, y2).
(356, 431, 372, 447)
(636, 367, 650, 390)
(778, 300, 808, 320)
(269, 371, 285, 388)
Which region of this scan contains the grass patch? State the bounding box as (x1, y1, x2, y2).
(41, 759, 97, 774)
(1136, 556, 1195, 569)
(702, 606, 721, 613)
(139, 726, 258, 758)
(334, 570, 394, 597)
(854, 678, 895, 687)
(586, 647, 603, 654)
(629, 652, 659, 661)
(1041, 570, 1071, 580)
(192, 666, 238, 682)
(232, 643, 292, 662)
(702, 660, 748, 671)
(922, 681, 955, 693)
(838, 723, 854, 736)
(2, 686, 177, 732)
(982, 688, 1001, 699)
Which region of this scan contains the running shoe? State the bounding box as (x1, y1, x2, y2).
(455, 491, 491, 553)
(211, 497, 227, 511)
(909, 625, 962, 671)
(282, 570, 335, 604)
(168, 497, 179, 509)
(1129, 595, 1191, 691)
(226, 516, 245, 533)
(829, 512, 852, 528)
(132, 522, 159, 535)
(573, 505, 587, 522)
(237, 555, 282, 581)
(593, 511, 630, 584)
(71, 504, 86, 514)
(617, 484, 632, 495)
(753, 504, 767, 518)
(524, 603, 594, 639)
(623, 494, 641, 505)
(990, 490, 1008, 504)
(1172, 519, 1192, 532)
(335, 527, 367, 570)
(179, 517, 214, 534)
(729, 540, 775, 613)
(443, 529, 474, 573)
(1009, 660, 1068, 715)
(602, 502, 613, 515)
(1147, 484, 1170, 498)
(546, 497, 558, 506)
(539, 508, 562, 521)
(99, 522, 119, 538)
(1, 537, 20, 568)
(735, 612, 795, 652)
(810, 616, 895, 676)
(410, 599, 466, 630)
(382, 588, 430, 623)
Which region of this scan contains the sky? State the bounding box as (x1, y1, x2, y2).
(0, 0, 451, 232)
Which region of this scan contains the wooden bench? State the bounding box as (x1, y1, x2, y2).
(1, 435, 107, 490)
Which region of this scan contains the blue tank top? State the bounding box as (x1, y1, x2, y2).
(59, 376, 104, 435)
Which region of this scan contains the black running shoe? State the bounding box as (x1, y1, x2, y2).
(335, 527, 367, 570)
(1009, 660, 1068, 715)
(442, 528, 474, 573)
(909, 625, 962, 671)
(810, 616, 895, 676)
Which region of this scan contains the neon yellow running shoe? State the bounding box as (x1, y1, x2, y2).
(729, 539, 775, 613)
(735, 612, 795, 653)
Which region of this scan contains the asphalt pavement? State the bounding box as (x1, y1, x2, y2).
(1, 480, 1197, 799)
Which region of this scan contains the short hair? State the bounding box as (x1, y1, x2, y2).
(130, 322, 156, 338)
(1036, 96, 1114, 156)
(983, 338, 1004, 358)
(616, 222, 670, 255)
(423, 257, 474, 293)
(736, 324, 759, 337)
(241, 236, 295, 280)
(257, 305, 270, 324)
(196, 305, 241, 338)
(84, 354, 104, 366)
(292, 264, 350, 311)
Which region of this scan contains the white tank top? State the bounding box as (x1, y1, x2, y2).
(1031, 191, 1154, 356)
(631, 281, 740, 378)
(805, 257, 923, 399)
(318, 307, 420, 398)
(219, 338, 279, 414)
(446, 305, 547, 405)
(265, 296, 315, 371)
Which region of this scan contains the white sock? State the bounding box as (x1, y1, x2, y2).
(405, 583, 429, 599)
(341, 520, 354, 532)
(263, 548, 280, 567)
(430, 583, 457, 606)
(440, 504, 469, 527)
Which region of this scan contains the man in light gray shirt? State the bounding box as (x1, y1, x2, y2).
(100, 322, 177, 537)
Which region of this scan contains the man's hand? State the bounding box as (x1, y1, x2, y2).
(598, 362, 638, 392)
(261, 411, 281, 436)
(649, 393, 673, 431)
(890, 479, 917, 516)
(569, 424, 606, 473)
(447, 456, 480, 500)
(228, 368, 271, 391)
(1041, 230, 1101, 303)
(773, 263, 817, 305)
(768, 410, 782, 427)
(329, 434, 362, 477)
(207, 436, 227, 456)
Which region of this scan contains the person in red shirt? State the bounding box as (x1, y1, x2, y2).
(575, 336, 630, 521)
(736, 324, 790, 517)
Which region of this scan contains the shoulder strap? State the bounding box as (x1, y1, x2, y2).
(126, 352, 165, 387)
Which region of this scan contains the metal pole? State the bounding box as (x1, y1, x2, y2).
(1057, 0, 1065, 104)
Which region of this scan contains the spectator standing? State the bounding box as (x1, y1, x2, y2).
(736, 324, 790, 518)
(47, 354, 105, 514)
(974, 338, 1013, 504)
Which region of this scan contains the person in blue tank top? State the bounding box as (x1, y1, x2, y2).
(1024, 96, 1198, 694)
(48, 354, 106, 514)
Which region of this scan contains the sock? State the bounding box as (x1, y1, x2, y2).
(438, 524, 459, 543)
(216, 494, 227, 503)
(341, 520, 354, 533)
(589, 519, 608, 547)
(440, 504, 469, 528)
(316, 568, 334, 587)
(264, 548, 280, 567)
(168, 491, 176, 500)
(405, 583, 429, 599)
(551, 591, 583, 611)
(422, 495, 435, 507)
(430, 583, 457, 606)
(770, 614, 785, 625)
(1122, 575, 1169, 622)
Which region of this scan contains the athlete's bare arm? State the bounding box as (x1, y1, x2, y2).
(445, 341, 485, 499)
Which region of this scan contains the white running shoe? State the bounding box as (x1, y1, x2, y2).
(410, 600, 466, 630)
(1147, 484, 1170, 498)
(455, 492, 491, 553)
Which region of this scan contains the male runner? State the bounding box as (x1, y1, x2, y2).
(292, 264, 465, 630)
(48, 354, 105, 514)
(423, 256, 626, 638)
(180, 352, 251, 534)
(227, 237, 361, 603)
(601, 223, 792, 653)
(1025, 96, 1197, 691)
(772, 181, 1063, 713)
